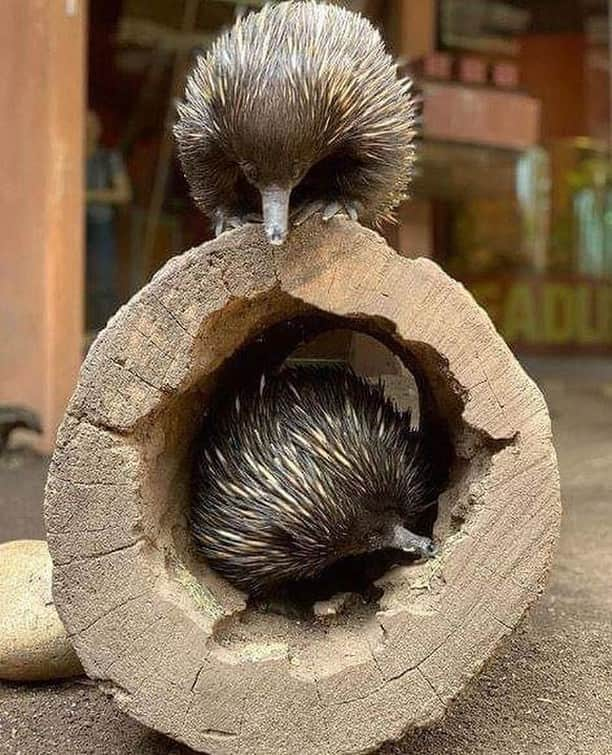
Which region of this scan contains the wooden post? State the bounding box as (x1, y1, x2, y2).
(0, 0, 86, 452)
(384, 0, 436, 60)
(381, 1, 437, 264)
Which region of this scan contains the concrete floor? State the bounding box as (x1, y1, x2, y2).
(0, 359, 610, 754)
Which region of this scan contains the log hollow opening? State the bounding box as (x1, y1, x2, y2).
(154, 306, 494, 629)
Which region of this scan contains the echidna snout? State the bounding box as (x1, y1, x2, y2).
(191, 365, 441, 595)
(260, 185, 292, 246)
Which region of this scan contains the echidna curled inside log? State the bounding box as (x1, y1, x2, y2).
(174, 1, 418, 245)
(192, 365, 447, 595)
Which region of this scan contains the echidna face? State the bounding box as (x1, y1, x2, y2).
(232, 105, 326, 245)
(237, 149, 311, 245)
(351, 504, 431, 560)
(357, 511, 401, 553)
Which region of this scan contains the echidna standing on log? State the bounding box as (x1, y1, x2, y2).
(192, 366, 447, 595)
(174, 1, 418, 245)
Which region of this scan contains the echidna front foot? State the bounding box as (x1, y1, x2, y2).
(322, 199, 360, 222)
(292, 198, 361, 227)
(214, 211, 263, 238)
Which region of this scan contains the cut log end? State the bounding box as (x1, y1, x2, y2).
(44, 217, 561, 755)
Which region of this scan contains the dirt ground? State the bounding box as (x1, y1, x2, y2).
(0, 358, 610, 755)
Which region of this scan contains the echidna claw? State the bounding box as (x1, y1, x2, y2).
(347, 202, 360, 221)
(215, 216, 243, 236)
(324, 199, 361, 222)
(322, 201, 342, 221)
(293, 199, 360, 226)
(292, 200, 325, 226)
(227, 216, 247, 230)
(215, 212, 263, 237)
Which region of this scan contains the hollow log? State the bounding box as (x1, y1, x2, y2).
(44, 217, 561, 755)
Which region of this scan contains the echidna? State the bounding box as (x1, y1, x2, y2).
(174, 1, 418, 245)
(191, 365, 444, 594)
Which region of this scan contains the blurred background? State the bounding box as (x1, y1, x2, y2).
(0, 0, 611, 450)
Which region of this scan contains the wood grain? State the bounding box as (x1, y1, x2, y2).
(44, 217, 561, 754)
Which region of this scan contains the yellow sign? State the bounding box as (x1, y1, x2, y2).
(467, 277, 612, 350)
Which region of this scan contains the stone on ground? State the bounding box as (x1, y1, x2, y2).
(0, 540, 82, 681)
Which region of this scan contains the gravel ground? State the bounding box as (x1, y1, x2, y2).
(0, 360, 610, 755)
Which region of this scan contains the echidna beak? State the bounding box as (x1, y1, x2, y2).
(389, 524, 438, 560)
(261, 185, 291, 246)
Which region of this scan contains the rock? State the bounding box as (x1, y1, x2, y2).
(0, 540, 82, 681)
(313, 592, 361, 618)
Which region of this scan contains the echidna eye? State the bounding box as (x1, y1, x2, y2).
(242, 162, 258, 183)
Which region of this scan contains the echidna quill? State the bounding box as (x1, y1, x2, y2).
(174, 1, 418, 245)
(191, 366, 444, 595)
